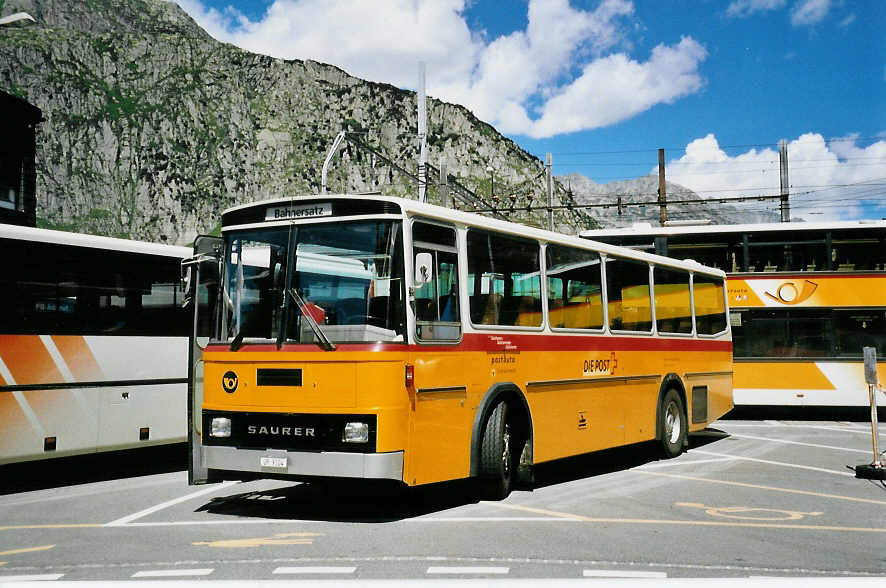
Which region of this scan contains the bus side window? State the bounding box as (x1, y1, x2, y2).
(413, 220, 461, 341)
(653, 266, 692, 334)
(546, 244, 603, 330)
(605, 256, 652, 332)
(466, 230, 540, 328)
(694, 274, 727, 335)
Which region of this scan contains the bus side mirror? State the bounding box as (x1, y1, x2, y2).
(415, 252, 433, 287)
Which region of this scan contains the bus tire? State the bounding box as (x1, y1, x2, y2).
(478, 401, 514, 500)
(659, 389, 686, 459)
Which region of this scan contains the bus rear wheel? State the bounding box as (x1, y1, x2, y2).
(478, 401, 514, 500)
(659, 389, 686, 459)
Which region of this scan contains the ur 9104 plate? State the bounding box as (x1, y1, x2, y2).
(260, 456, 288, 468)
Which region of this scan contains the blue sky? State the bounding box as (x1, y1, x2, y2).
(174, 0, 886, 220)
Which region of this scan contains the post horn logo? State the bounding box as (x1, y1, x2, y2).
(764, 279, 818, 305)
(222, 371, 239, 394)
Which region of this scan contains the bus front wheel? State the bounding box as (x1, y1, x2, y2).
(659, 389, 686, 459)
(478, 401, 514, 500)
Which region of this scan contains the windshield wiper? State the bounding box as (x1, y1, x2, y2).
(230, 331, 245, 351)
(287, 288, 335, 351)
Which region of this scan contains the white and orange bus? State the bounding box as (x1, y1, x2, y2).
(582, 220, 886, 409)
(186, 195, 732, 498)
(0, 223, 191, 465)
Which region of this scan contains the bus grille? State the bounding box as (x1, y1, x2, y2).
(202, 410, 377, 453)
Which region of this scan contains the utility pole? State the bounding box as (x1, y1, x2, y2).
(658, 148, 668, 225)
(546, 153, 553, 230)
(779, 139, 790, 222)
(417, 62, 428, 203)
(439, 160, 449, 207)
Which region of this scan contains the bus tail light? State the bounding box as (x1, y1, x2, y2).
(405, 363, 415, 388)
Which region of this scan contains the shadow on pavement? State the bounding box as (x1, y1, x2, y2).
(196, 477, 481, 523)
(0, 443, 187, 495)
(529, 429, 730, 491)
(195, 428, 731, 522)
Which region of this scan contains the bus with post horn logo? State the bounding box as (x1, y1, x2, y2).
(583, 220, 886, 411)
(183, 194, 732, 498)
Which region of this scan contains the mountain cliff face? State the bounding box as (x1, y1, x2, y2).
(0, 0, 771, 244)
(1, 0, 589, 243)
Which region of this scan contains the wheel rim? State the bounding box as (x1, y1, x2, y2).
(501, 421, 511, 477)
(665, 401, 681, 444)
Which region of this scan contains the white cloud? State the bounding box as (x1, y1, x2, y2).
(172, 0, 708, 139)
(664, 133, 886, 221)
(791, 0, 831, 26)
(524, 37, 707, 138)
(726, 0, 786, 18)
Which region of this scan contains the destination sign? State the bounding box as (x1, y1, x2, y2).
(265, 202, 332, 221)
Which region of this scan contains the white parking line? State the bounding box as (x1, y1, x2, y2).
(726, 423, 870, 435)
(273, 567, 357, 574)
(427, 566, 509, 575)
(131, 569, 214, 577)
(642, 457, 737, 469)
(104, 481, 238, 526)
(692, 449, 855, 477)
(0, 574, 64, 581)
(728, 433, 872, 454)
(583, 569, 667, 578)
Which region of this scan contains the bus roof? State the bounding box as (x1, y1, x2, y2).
(222, 194, 727, 278)
(580, 219, 886, 239)
(0, 223, 192, 258)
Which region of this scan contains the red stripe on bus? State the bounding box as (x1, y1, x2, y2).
(205, 334, 731, 354)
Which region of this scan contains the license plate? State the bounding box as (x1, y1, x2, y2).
(260, 456, 287, 468)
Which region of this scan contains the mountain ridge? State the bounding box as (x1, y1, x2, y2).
(0, 0, 772, 243)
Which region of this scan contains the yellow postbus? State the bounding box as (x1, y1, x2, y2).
(185, 195, 732, 498)
(582, 220, 886, 410)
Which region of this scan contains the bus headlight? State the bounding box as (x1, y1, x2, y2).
(343, 422, 369, 443)
(210, 417, 232, 438)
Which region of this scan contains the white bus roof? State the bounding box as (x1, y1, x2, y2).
(580, 219, 886, 239)
(0, 223, 192, 258)
(222, 194, 726, 278)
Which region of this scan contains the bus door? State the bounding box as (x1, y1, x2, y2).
(408, 221, 472, 485)
(183, 235, 221, 485)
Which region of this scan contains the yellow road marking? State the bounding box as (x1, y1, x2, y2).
(193, 532, 323, 548)
(639, 470, 886, 505)
(675, 502, 822, 521)
(490, 502, 886, 533)
(0, 524, 102, 531)
(0, 545, 55, 557)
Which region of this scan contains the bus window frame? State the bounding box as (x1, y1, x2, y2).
(692, 272, 730, 339)
(410, 217, 463, 345)
(651, 263, 695, 338)
(465, 228, 545, 333)
(602, 253, 654, 337)
(544, 242, 606, 335)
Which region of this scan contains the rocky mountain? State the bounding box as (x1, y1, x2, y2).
(1, 0, 593, 243)
(0, 0, 772, 244)
(561, 173, 778, 228)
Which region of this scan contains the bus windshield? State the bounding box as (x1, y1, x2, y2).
(219, 220, 405, 345)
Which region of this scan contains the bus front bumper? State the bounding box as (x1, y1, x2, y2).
(203, 445, 404, 481)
